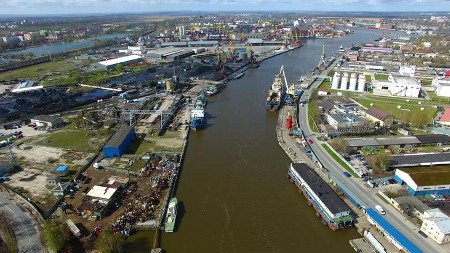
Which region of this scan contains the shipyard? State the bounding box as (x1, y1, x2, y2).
(0, 8, 449, 253)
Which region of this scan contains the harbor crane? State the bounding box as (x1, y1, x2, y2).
(279, 65, 302, 104)
(122, 109, 172, 130)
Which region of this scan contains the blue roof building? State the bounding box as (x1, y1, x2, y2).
(55, 165, 69, 176)
(103, 125, 135, 158)
(366, 208, 423, 253)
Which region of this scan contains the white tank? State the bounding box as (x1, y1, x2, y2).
(331, 72, 340, 89)
(340, 72, 349, 90)
(358, 74, 366, 92)
(349, 73, 357, 91)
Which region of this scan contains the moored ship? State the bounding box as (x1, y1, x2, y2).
(165, 197, 178, 233)
(287, 163, 354, 231)
(266, 68, 285, 111)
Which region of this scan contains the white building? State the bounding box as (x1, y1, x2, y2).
(420, 209, 450, 244)
(432, 77, 450, 97)
(388, 74, 421, 98)
(399, 65, 416, 77)
(87, 186, 118, 205)
(325, 113, 365, 130)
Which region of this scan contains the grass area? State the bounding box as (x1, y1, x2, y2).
(0, 59, 86, 82)
(376, 193, 390, 204)
(420, 78, 433, 86)
(126, 138, 183, 155)
(319, 79, 331, 90)
(353, 96, 437, 125)
(308, 101, 319, 132)
(128, 158, 148, 172)
(322, 143, 357, 177)
(374, 74, 389, 81)
(327, 69, 335, 77)
(36, 127, 113, 153)
(365, 75, 372, 83)
(428, 91, 450, 104)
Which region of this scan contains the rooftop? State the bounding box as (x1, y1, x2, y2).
(366, 107, 391, 121)
(328, 113, 364, 124)
(291, 163, 351, 215)
(390, 73, 420, 86)
(87, 185, 118, 200)
(397, 166, 450, 187)
(390, 152, 450, 167)
(104, 125, 134, 148)
(440, 108, 450, 123)
(366, 208, 422, 253)
(98, 55, 143, 67)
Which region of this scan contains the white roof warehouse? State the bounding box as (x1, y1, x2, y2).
(94, 55, 143, 70)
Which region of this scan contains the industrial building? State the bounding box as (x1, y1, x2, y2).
(94, 55, 143, 70)
(331, 72, 366, 92)
(325, 113, 365, 130)
(31, 115, 64, 128)
(146, 47, 195, 61)
(11, 80, 44, 93)
(420, 209, 450, 244)
(387, 74, 421, 98)
(346, 134, 450, 150)
(288, 163, 354, 230)
(399, 65, 416, 77)
(432, 77, 450, 98)
(390, 152, 450, 167)
(103, 125, 135, 158)
(366, 208, 422, 253)
(393, 166, 450, 196)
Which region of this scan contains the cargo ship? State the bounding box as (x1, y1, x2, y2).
(287, 163, 354, 231)
(190, 106, 206, 130)
(266, 68, 285, 111)
(165, 197, 178, 233)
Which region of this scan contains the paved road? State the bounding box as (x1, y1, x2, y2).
(0, 194, 43, 253)
(298, 74, 448, 253)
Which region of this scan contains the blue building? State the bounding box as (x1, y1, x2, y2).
(393, 167, 450, 196)
(103, 125, 135, 158)
(55, 165, 69, 176)
(366, 208, 422, 253)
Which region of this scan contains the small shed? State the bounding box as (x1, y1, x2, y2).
(55, 165, 69, 176)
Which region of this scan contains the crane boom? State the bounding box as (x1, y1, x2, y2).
(279, 65, 290, 91)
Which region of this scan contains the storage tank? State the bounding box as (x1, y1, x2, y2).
(331, 72, 340, 89)
(340, 72, 349, 90)
(357, 74, 366, 92)
(349, 73, 357, 91)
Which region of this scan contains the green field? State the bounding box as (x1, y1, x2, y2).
(319, 79, 331, 90)
(375, 74, 389, 81)
(353, 96, 437, 125)
(0, 59, 87, 83)
(36, 127, 113, 153)
(308, 98, 320, 132)
(365, 75, 372, 83)
(322, 143, 357, 177)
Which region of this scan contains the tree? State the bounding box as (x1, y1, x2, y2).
(42, 220, 70, 252)
(94, 229, 124, 253)
(329, 137, 350, 155)
(376, 150, 391, 171)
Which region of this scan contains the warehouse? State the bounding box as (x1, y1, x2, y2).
(433, 77, 450, 98)
(387, 73, 421, 98)
(393, 166, 450, 196)
(103, 125, 135, 158)
(390, 152, 450, 168)
(94, 55, 143, 70)
(325, 113, 365, 130)
(366, 208, 422, 253)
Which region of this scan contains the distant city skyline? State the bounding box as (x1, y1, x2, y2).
(1, 0, 450, 15)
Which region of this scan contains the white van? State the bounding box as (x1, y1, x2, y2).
(375, 205, 386, 215)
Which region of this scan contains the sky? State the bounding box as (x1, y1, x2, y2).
(0, 0, 450, 15)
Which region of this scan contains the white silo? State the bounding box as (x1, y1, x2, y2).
(349, 73, 357, 91)
(340, 72, 349, 90)
(331, 72, 340, 90)
(357, 74, 366, 92)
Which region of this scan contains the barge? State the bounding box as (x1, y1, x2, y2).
(287, 163, 354, 231)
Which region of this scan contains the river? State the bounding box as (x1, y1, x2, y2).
(126, 28, 402, 253)
(5, 33, 128, 57)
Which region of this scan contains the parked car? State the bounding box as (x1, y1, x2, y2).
(308, 139, 313, 144)
(375, 205, 386, 215)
